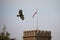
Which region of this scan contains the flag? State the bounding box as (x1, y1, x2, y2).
(32, 11, 37, 18)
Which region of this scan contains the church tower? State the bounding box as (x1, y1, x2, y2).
(23, 30, 51, 40)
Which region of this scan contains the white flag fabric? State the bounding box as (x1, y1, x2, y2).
(32, 11, 37, 18)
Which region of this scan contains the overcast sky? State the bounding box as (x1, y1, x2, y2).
(0, 0, 60, 40)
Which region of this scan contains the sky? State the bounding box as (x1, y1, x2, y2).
(0, 0, 60, 40)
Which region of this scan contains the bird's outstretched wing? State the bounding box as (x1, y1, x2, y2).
(17, 9, 24, 20)
(20, 14, 24, 20)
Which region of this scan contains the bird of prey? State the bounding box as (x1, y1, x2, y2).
(17, 9, 24, 20)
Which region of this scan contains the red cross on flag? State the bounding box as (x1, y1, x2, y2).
(32, 9, 38, 18)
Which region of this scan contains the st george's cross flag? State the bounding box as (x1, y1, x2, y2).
(32, 10, 37, 18)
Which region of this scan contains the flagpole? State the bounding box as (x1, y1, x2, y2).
(32, 9, 38, 30)
(36, 9, 39, 34)
(37, 12, 38, 30)
(36, 9, 38, 30)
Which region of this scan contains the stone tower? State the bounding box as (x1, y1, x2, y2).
(23, 30, 51, 40)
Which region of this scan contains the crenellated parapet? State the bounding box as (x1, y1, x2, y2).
(23, 30, 51, 38)
(23, 30, 36, 37)
(37, 30, 51, 36)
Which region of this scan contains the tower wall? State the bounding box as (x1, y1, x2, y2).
(23, 30, 51, 40)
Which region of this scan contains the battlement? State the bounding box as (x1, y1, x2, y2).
(23, 30, 51, 37)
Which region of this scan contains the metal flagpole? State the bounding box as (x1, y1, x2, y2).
(37, 12, 38, 30)
(36, 9, 38, 30)
(32, 9, 38, 30)
(33, 9, 39, 40)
